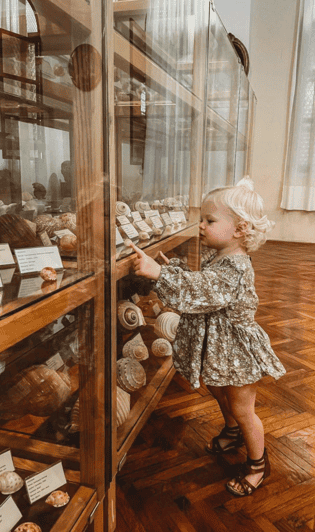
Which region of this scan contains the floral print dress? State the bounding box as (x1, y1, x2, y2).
(154, 249, 286, 389)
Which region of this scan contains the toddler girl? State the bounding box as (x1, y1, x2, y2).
(128, 177, 286, 497)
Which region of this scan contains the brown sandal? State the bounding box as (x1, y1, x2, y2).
(205, 425, 244, 455)
(226, 448, 270, 497)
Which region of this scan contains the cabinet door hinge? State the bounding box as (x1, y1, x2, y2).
(118, 453, 127, 471)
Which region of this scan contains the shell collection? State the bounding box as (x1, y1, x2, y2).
(117, 357, 146, 392)
(117, 386, 130, 427)
(0, 470, 24, 494)
(34, 212, 77, 238)
(154, 312, 180, 342)
(40, 266, 57, 282)
(122, 334, 149, 361)
(151, 338, 173, 357)
(14, 524, 42, 532)
(45, 490, 70, 507)
(117, 301, 146, 330)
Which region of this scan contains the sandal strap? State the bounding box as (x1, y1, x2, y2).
(219, 425, 241, 439)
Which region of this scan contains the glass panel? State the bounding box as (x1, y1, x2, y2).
(235, 70, 257, 182)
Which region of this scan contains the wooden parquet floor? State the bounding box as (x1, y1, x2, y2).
(116, 241, 315, 532)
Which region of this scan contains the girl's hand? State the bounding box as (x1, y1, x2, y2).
(158, 251, 170, 265)
(128, 242, 162, 280)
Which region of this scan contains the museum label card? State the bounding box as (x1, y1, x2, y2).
(152, 303, 161, 316)
(0, 496, 22, 532)
(25, 461, 67, 504)
(121, 223, 139, 240)
(0, 449, 14, 474)
(161, 213, 173, 225)
(131, 293, 140, 304)
(143, 210, 156, 218)
(54, 228, 76, 238)
(116, 227, 124, 246)
(116, 215, 130, 226)
(135, 220, 152, 233)
(150, 216, 164, 229)
(0, 244, 15, 267)
(46, 353, 64, 371)
(39, 231, 53, 246)
(169, 211, 186, 224)
(15, 247, 63, 275)
(0, 274, 2, 289)
(131, 211, 142, 222)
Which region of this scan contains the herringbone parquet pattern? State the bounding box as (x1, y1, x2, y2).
(116, 241, 315, 532)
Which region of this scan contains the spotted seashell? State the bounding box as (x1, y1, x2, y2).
(68, 399, 79, 433)
(0, 471, 24, 494)
(117, 386, 130, 427)
(122, 334, 149, 361)
(45, 490, 70, 507)
(40, 266, 57, 282)
(14, 524, 42, 532)
(59, 234, 77, 251)
(117, 301, 146, 330)
(154, 312, 180, 342)
(116, 201, 131, 217)
(151, 338, 173, 357)
(34, 215, 65, 237)
(117, 357, 146, 392)
(138, 231, 150, 241)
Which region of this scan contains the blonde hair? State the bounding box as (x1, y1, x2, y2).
(203, 176, 275, 252)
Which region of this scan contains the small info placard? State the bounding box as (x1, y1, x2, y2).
(15, 247, 63, 275)
(0, 449, 15, 474)
(0, 497, 22, 532)
(0, 244, 15, 267)
(25, 461, 67, 505)
(161, 213, 173, 225)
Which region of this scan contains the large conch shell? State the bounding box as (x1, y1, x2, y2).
(117, 386, 130, 427)
(14, 524, 42, 532)
(0, 471, 24, 494)
(151, 338, 173, 357)
(117, 301, 146, 330)
(68, 398, 79, 433)
(122, 333, 149, 361)
(117, 357, 146, 392)
(116, 201, 131, 217)
(154, 312, 180, 342)
(45, 490, 70, 507)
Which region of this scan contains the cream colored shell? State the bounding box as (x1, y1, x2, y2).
(138, 231, 150, 241)
(117, 357, 146, 392)
(122, 334, 149, 361)
(40, 267, 57, 281)
(14, 524, 42, 532)
(116, 201, 131, 217)
(151, 338, 173, 357)
(68, 398, 79, 433)
(154, 312, 180, 342)
(117, 386, 131, 427)
(45, 490, 70, 507)
(117, 301, 146, 330)
(134, 201, 147, 213)
(0, 471, 24, 494)
(59, 234, 77, 251)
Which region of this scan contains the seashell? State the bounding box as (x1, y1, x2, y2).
(134, 201, 148, 213)
(14, 524, 42, 532)
(163, 197, 176, 208)
(138, 231, 150, 241)
(59, 212, 77, 234)
(68, 398, 79, 433)
(22, 192, 33, 202)
(34, 214, 65, 237)
(59, 234, 77, 251)
(124, 238, 132, 247)
(117, 357, 146, 392)
(163, 225, 172, 235)
(122, 334, 149, 361)
(152, 227, 163, 236)
(117, 301, 146, 330)
(151, 338, 173, 357)
(40, 266, 57, 281)
(117, 386, 130, 427)
(0, 214, 41, 248)
(45, 490, 70, 507)
(0, 365, 71, 418)
(154, 312, 180, 342)
(54, 64, 65, 77)
(41, 280, 57, 294)
(0, 471, 24, 494)
(116, 201, 131, 217)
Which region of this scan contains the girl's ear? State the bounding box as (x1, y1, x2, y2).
(234, 220, 249, 238)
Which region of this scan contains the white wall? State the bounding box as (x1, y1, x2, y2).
(214, 0, 251, 51)
(249, 0, 315, 242)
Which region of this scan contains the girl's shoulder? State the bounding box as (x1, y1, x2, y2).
(202, 250, 253, 275)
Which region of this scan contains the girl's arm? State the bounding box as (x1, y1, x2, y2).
(129, 243, 241, 314)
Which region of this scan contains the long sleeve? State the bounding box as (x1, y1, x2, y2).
(154, 258, 243, 314)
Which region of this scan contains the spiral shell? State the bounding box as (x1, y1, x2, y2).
(154, 312, 180, 342)
(14, 524, 42, 532)
(117, 301, 146, 330)
(40, 267, 57, 281)
(138, 231, 150, 241)
(122, 334, 149, 361)
(0, 471, 24, 494)
(117, 357, 146, 392)
(152, 227, 163, 236)
(45, 490, 70, 507)
(116, 201, 131, 217)
(68, 398, 79, 433)
(134, 201, 148, 213)
(59, 234, 77, 251)
(151, 338, 173, 357)
(117, 386, 130, 427)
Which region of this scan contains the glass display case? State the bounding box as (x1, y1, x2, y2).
(0, 0, 256, 530)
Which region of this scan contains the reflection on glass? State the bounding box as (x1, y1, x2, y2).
(235, 71, 257, 182)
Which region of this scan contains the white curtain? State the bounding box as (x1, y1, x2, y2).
(0, 0, 21, 33)
(281, 0, 315, 211)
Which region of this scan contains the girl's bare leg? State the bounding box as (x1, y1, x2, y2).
(207, 385, 240, 450)
(225, 383, 265, 492)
